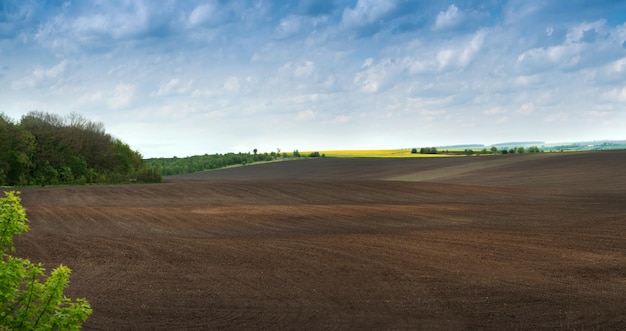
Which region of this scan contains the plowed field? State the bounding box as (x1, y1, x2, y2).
(8, 151, 626, 330)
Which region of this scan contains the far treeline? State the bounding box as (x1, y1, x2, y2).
(146, 149, 319, 176)
(0, 111, 161, 186)
(411, 146, 542, 155)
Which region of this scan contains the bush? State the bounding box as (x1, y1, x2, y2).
(0, 191, 92, 330)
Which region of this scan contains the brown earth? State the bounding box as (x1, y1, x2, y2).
(7, 151, 626, 330)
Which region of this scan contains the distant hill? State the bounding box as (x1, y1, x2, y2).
(489, 141, 544, 148)
(435, 144, 485, 150)
(480, 140, 626, 151)
(541, 140, 626, 151)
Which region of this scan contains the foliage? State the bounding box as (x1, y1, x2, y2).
(146, 151, 284, 176)
(0, 111, 161, 186)
(0, 191, 92, 330)
(419, 147, 438, 154)
(527, 146, 541, 153)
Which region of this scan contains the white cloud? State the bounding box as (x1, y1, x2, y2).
(514, 75, 542, 86)
(12, 60, 69, 89)
(565, 20, 606, 44)
(602, 86, 626, 102)
(586, 110, 611, 118)
(496, 116, 510, 124)
(483, 107, 507, 115)
(154, 78, 193, 96)
(223, 76, 257, 94)
(611, 57, 626, 74)
(275, 15, 304, 39)
(515, 20, 623, 75)
(76, 90, 104, 106)
(297, 109, 316, 120)
(293, 61, 316, 78)
(545, 112, 569, 123)
(332, 114, 351, 124)
(109, 83, 135, 109)
(517, 43, 583, 73)
(517, 102, 536, 114)
(223, 76, 241, 92)
(341, 0, 396, 29)
(436, 29, 486, 71)
(189, 3, 218, 27)
(433, 5, 462, 31)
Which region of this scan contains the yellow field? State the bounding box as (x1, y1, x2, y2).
(299, 149, 460, 158)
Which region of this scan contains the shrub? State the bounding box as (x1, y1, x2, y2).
(0, 191, 92, 330)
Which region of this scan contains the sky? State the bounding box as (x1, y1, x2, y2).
(2, 1, 626, 158)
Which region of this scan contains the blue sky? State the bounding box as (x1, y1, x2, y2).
(2, 0, 626, 157)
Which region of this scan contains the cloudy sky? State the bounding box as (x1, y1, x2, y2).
(2, 1, 626, 157)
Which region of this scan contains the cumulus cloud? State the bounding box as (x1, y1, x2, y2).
(516, 19, 625, 75)
(32, 0, 178, 54)
(433, 5, 462, 31)
(433, 4, 488, 32)
(436, 29, 487, 71)
(189, 2, 218, 27)
(341, 0, 396, 35)
(354, 58, 402, 93)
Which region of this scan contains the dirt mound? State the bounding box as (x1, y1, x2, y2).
(9, 151, 626, 330)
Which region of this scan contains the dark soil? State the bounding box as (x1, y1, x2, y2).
(9, 150, 626, 330)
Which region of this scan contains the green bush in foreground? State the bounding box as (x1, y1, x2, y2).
(0, 191, 92, 330)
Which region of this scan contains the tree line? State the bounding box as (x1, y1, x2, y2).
(0, 111, 160, 186)
(146, 149, 315, 176)
(411, 146, 543, 155)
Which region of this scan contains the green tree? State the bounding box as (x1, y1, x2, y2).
(527, 146, 541, 153)
(0, 115, 36, 186)
(0, 191, 92, 329)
